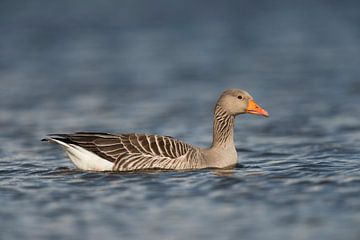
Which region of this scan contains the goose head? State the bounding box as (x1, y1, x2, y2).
(217, 89, 269, 117)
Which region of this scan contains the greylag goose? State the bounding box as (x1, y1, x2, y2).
(43, 89, 269, 171)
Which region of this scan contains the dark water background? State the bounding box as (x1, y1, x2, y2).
(1, 0, 360, 239)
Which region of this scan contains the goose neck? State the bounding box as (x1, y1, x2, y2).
(211, 104, 235, 149)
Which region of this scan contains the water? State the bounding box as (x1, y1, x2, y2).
(1, 0, 360, 239)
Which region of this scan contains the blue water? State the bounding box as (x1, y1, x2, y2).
(1, 1, 360, 239)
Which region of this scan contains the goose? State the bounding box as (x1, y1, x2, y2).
(43, 89, 269, 171)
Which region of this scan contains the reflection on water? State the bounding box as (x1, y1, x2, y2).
(1, 0, 360, 240)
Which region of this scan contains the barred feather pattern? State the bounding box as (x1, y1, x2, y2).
(212, 104, 235, 147)
(54, 132, 201, 171)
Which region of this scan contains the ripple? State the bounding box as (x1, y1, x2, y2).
(1, 1, 360, 239)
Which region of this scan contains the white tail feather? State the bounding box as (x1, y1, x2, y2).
(46, 138, 114, 171)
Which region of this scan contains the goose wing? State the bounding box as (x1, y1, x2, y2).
(49, 132, 197, 171)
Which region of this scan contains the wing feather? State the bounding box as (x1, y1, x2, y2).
(55, 132, 196, 171)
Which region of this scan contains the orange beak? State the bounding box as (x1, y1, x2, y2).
(245, 99, 269, 117)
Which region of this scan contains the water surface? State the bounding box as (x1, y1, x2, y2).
(0, 1, 360, 239)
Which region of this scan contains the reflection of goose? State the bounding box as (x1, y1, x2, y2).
(43, 89, 269, 171)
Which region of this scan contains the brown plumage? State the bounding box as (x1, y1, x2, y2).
(43, 89, 269, 171)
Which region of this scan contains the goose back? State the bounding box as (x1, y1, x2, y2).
(50, 132, 200, 171)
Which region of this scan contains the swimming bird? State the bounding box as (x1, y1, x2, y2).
(43, 89, 269, 171)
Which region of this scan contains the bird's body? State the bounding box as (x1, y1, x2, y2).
(43, 89, 268, 171)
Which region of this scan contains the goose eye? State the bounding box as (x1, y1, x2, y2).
(237, 96, 243, 100)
